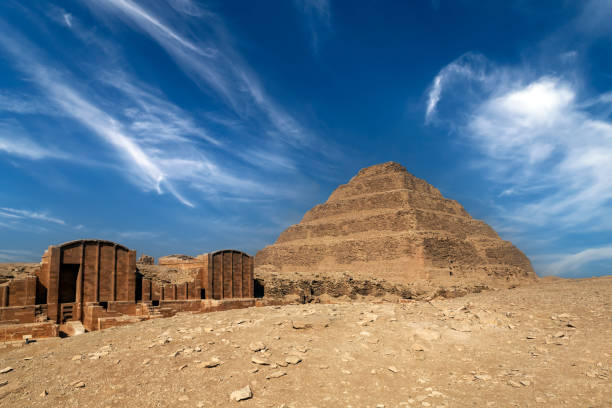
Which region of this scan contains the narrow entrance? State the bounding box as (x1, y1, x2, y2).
(58, 264, 79, 303)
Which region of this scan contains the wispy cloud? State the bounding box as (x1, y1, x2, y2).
(117, 231, 161, 240)
(86, 0, 315, 148)
(0, 249, 39, 262)
(0, 207, 65, 225)
(425, 52, 612, 274)
(541, 245, 612, 275)
(0, 14, 300, 207)
(0, 91, 62, 116)
(425, 53, 493, 123)
(294, 0, 332, 54)
(0, 24, 192, 205)
(0, 121, 64, 160)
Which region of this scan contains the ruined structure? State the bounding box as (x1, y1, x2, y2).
(0, 240, 255, 341)
(137, 254, 154, 265)
(256, 162, 536, 289)
(157, 250, 254, 299)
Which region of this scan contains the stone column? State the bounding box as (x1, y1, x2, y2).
(76, 243, 85, 321)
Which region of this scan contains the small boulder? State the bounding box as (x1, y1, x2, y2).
(230, 385, 253, 402)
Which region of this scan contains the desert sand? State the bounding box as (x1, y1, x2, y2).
(0, 276, 610, 407)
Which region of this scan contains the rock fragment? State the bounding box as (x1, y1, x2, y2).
(251, 356, 270, 365)
(292, 320, 311, 329)
(286, 355, 302, 365)
(266, 370, 287, 379)
(199, 357, 221, 368)
(249, 342, 266, 352)
(230, 385, 253, 402)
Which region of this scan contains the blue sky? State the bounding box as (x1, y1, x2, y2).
(1, 1, 611, 278)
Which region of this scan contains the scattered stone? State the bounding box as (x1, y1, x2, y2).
(230, 385, 253, 402)
(40, 389, 48, 397)
(388, 366, 399, 373)
(249, 342, 266, 352)
(520, 380, 531, 386)
(266, 370, 287, 379)
(292, 320, 310, 329)
(251, 356, 270, 365)
(507, 380, 521, 388)
(286, 355, 302, 365)
(73, 381, 86, 388)
(0, 367, 13, 374)
(200, 357, 221, 368)
(450, 322, 472, 332)
(0, 381, 7, 387)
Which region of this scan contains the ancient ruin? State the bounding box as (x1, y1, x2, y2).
(0, 240, 256, 341)
(256, 162, 536, 290)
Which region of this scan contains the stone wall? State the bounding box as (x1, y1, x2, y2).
(0, 276, 37, 307)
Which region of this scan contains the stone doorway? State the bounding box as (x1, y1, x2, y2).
(58, 263, 79, 304)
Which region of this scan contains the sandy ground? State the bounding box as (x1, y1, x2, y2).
(0, 276, 610, 407)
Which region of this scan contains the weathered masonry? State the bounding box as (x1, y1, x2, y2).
(0, 240, 258, 341)
(39, 240, 137, 324)
(206, 250, 254, 299)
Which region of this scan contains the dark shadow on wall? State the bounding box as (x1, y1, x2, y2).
(254, 279, 264, 298)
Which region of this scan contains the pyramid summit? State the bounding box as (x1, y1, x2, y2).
(256, 162, 535, 288)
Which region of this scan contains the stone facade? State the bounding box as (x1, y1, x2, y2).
(0, 240, 256, 340)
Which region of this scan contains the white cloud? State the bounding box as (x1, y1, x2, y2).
(0, 20, 293, 207)
(0, 91, 62, 116)
(425, 53, 492, 122)
(543, 245, 612, 275)
(63, 13, 73, 28)
(0, 121, 66, 160)
(426, 53, 612, 275)
(0, 207, 65, 225)
(84, 0, 315, 148)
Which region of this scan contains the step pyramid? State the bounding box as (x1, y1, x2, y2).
(255, 162, 535, 286)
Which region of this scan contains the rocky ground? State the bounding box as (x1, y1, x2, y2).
(0, 263, 39, 284)
(0, 277, 610, 407)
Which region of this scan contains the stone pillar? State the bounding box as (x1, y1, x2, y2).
(77, 243, 85, 321)
(111, 244, 117, 301)
(47, 246, 61, 323)
(1, 285, 8, 307)
(127, 250, 136, 302)
(94, 242, 100, 302)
